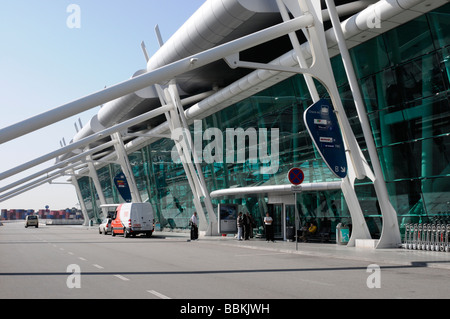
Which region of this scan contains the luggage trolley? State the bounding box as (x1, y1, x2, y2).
(437, 224, 443, 251)
(408, 224, 415, 250)
(439, 224, 447, 251)
(403, 224, 410, 249)
(444, 224, 450, 252)
(417, 224, 423, 250)
(412, 224, 418, 250)
(426, 224, 432, 251)
(420, 224, 427, 250)
(431, 224, 437, 251)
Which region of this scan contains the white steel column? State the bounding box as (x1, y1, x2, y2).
(156, 81, 217, 235)
(325, 0, 401, 248)
(278, 0, 371, 246)
(111, 132, 142, 203)
(166, 82, 217, 233)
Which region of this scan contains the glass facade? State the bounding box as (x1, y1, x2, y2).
(78, 4, 450, 239)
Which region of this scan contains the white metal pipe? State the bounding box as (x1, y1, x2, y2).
(0, 176, 54, 202)
(75, 0, 374, 148)
(65, 91, 215, 176)
(0, 14, 313, 145)
(276, 0, 320, 101)
(210, 181, 342, 198)
(0, 104, 173, 181)
(0, 162, 87, 202)
(326, 0, 401, 248)
(0, 140, 115, 194)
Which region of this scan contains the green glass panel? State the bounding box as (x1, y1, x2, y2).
(359, 71, 382, 113)
(77, 176, 101, 222)
(421, 176, 450, 221)
(385, 179, 425, 221)
(383, 15, 434, 65)
(378, 142, 420, 182)
(378, 133, 450, 182)
(97, 165, 116, 204)
(361, 53, 448, 113)
(437, 47, 450, 91)
(128, 150, 152, 202)
(369, 93, 450, 148)
(330, 55, 348, 88)
(350, 36, 390, 79)
(428, 3, 450, 50)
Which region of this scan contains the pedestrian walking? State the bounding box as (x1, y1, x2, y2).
(190, 212, 198, 240)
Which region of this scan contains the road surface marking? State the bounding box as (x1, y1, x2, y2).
(114, 275, 130, 281)
(147, 290, 171, 299)
(235, 252, 290, 257)
(92, 264, 104, 269)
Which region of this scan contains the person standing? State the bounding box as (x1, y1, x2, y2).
(264, 212, 274, 242)
(237, 212, 243, 241)
(243, 212, 251, 240)
(248, 213, 255, 238)
(190, 212, 198, 240)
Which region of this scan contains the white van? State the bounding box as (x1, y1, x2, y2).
(111, 203, 154, 238)
(25, 215, 39, 228)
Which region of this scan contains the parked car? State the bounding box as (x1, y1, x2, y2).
(111, 203, 154, 238)
(98, 218, 112, 235)
(25, 215, 39, 228)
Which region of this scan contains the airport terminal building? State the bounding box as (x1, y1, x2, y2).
(3, 0, 449, 248)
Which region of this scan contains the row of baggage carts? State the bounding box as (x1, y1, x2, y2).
(403, 223, 450, 252)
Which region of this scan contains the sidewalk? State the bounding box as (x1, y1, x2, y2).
(158, 230, 450, 270)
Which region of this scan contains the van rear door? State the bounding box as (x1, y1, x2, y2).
(130, 204, 142, 231)
(131, 203, 153, 231)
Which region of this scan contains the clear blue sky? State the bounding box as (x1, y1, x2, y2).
(0, 0, 205, 211)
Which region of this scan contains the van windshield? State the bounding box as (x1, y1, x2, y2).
(28, 216, 37, 220)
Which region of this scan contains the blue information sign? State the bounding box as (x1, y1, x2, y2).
(113, 173, 132, 202)
(304, 99, 347, 179)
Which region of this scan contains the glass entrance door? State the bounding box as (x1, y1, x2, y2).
(268, 203, 298, 240)
(285, 204, 296, 228)
(285, 204, 296, 241)
(268, 204, 283, 239)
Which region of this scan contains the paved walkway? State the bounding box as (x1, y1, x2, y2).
(158, 230, 450, 270)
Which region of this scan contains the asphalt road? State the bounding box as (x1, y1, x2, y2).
(1, 221, 450, 301)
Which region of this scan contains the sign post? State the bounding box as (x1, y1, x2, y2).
(288, 167, 304, 250)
